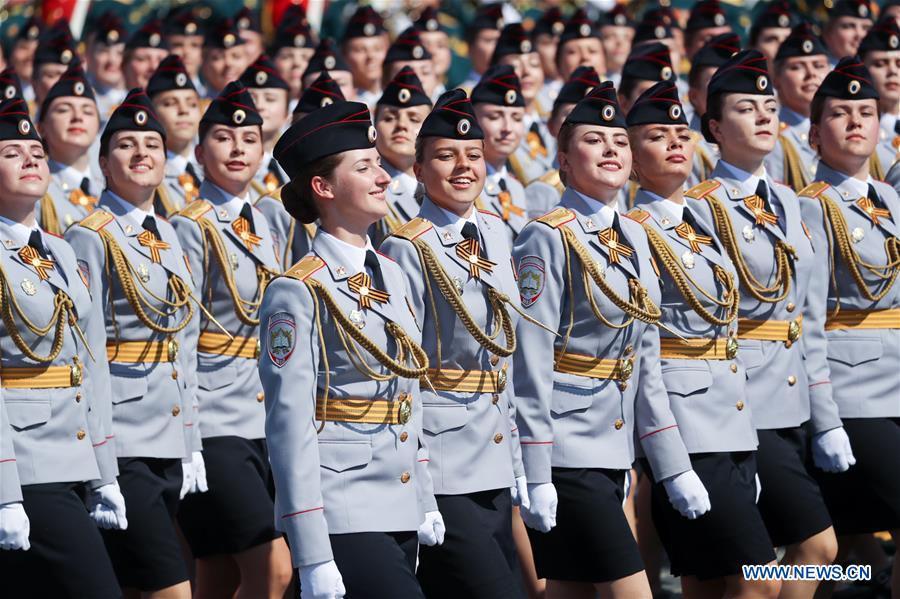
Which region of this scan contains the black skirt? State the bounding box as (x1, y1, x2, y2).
(101, 457, 188, 592)
(756, 426, 833, 547)
(527, 468, 645, 583)
(649, 452, 777, 580)
(813, 418, 900, 535)
(178, 436, 281, 557)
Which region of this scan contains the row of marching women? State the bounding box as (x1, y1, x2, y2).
(0, 2, 898, 599)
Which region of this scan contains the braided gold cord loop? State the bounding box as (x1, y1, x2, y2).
(703, 196, 795, 304)
(818, 195, 900, 303)
(195, 217, 275, 326)
(642, 224, 740, 327)
(99, 229, 194, 334)
(0, 263, 74, 363)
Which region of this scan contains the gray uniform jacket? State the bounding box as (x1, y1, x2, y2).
(688, 163, 843, 434)
(764, 109, 819, 189)
(508, 119, 556, 186)
(258, 231, 436, 568)
(524, 170, 563, 220)
(380, 197, 524, 495)
(36, 163, 100, 233)
(688, 114, 718, 189)
(0, 225, 116, 504)
(631, 191, 758, 454)
(372, 163, 422, 248)
(481, 170, 530, 247)
(65, 192, 199, 459)
(886, 158, 900, 194)
(157, 155, 201, 216)
(510, 188, 693, 485)
(255, 194, 315, 271)
(171, 181, 281, 440)
(798, 164, 900, 418)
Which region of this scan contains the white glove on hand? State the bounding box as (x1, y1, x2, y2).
(180, 460, 195, 500)
(299, 559, 346, 599)
(521, 482, 557, 533)
(190, 451, 208, 493)
(0, 502, 30, 551)
(755, 473, 762, 504)
(510, 475, 530, 510)
(417, 510, 446, 546)
(88, 482, 128, 530)
(663, 470, 711, 520)
(812, 427, 856, 473)
(622, 469, 633, 508)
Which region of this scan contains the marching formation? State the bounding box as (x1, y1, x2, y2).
(0, 2, 898, 599)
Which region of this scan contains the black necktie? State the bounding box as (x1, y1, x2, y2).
(28, 229, 47, 258)
(364, 249, 385, 292)
(240, 202, 256, 234)
(867, 183, 882, 207)
(185, 162, 200, 186)
(268, 158, 285, 186)
(461, 221, 479, 242)
(682, 207, 707, 236)
(142, 215, 161, 240)
(755, 179, 769, 204)
(529, 122, 545, 145)
(80, 176, 91, 196)
(894, 119, 900, 136)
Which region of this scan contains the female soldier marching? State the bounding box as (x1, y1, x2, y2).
(260, 100, 442, 599)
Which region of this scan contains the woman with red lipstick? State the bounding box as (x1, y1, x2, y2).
(171, 81, 291, 599)
(690, 49, 853, 599)
(800, 57, 900, 599)
(510, 81, 707, 599)
(626, 79, 780, 599)
(260, 100, 440, 599)
(36, 64, 101, 234)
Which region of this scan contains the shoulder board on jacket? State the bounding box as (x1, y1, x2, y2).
(685, 180, 721, 200)
(391, 217, 433, 241)
(283, 255, 326, 281)
(625, 209, 651, 224)
(45, 231, 63, 239)
(797, 182, 830, 198)
(176, 200, 213, 221)
(536, 207, 575, 228)
(78, 210, 115, 232)
(538, 169, 562, 188)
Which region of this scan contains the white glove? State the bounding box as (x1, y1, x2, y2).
(190, 451, 208, 493)
(417, 510, 446, 546)
(521, 482, 557, 533)
(510, 475, 530, 510)
(812, 427, 856, 473)
(180, 460, 195, 500)
(663, 470, 711, 520)
(87, 482, 128, 530)
(299, 559, 346, 599)
(0, 502, 30, 551)
(622, 469, 633, 508)
(755, 473, 761, 504)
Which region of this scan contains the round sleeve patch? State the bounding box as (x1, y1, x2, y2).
(267, 312, 296, 367)
(517, 255, 545, 308)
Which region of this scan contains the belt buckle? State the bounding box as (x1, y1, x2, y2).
(167, 338, 179, 362)
(726, 336, 738, 360)
(786, 319, 801, 347)
(70, 359, 83, 387)
(397, 393, 412, 425)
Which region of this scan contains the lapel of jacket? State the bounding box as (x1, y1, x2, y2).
(715, 170, 787, 244)
(565, 189, 639, 279)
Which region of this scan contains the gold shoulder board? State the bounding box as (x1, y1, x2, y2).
(176, 200, 213, 221)
(283, 255, 326, 282)
(538, 169, 563, 192)
(78, 210, 114, 232)
(391, 217, 433, 241)
(797, 182, 830, 198)
(625, 209, 651, 224)
(536, 207, 575, 228)
(685, 180, 721, 200)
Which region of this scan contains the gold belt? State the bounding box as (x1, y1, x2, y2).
(106, 339, 179, 363)
(424, 367, 506, 393)
(825, 308, 900, 331)
(659, 337, 738, 360)
(0, 363, 82, 389)
(737, 315, 803, 347)
(553, 351, 634, 381)
(198, 332, 260, 359)
(315, 394, 412, 425)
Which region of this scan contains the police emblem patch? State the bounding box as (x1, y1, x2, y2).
(517, 255, 545, 308)
(267, 312, 296, 367)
